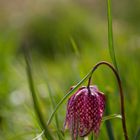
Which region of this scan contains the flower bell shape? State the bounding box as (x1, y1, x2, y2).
(64, 85, 105, 139)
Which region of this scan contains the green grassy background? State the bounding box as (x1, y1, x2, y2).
(0, 0, 140, 140)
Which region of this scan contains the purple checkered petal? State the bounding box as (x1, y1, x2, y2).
(64, 86, 105, 139)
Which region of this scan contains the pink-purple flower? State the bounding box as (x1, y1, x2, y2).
(64, 85, 105, 139)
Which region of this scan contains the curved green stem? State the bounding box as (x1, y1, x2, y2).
(88, 61, 128, 140)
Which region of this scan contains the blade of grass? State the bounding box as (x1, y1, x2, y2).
(70, 37, 80, 57)
(107, 0, 118, 71)
(102, 114, 122, 122)
(32, 130, 44, 140)
(106, 0, 119, 139)
(104, 94, 115, 140)
(45, 74, 64, 140)
(23, 47, 53, 140)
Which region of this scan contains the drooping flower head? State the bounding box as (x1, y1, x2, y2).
(64, 85, 105, 139)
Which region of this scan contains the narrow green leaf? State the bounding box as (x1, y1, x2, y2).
(32, 130, 44, 140)
(45, 74, 63, 140)
(107, 1, 119, 139)
(107, 0, 118, 71)
(102, 114, 122, 122)
(23, 48, 53, 140)
(70, 37, 80, 57)
(105, 94, 115, 140)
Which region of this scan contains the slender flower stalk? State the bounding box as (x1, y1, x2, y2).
(88, 61, 128, 140)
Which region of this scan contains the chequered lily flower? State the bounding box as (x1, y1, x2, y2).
(64, 86, 105, 139)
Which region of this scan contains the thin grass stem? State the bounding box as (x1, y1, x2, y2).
(45, 76, 63, 140)
(107, 0, 118, 71)
(23, 47, 54, 140)
(105, 94, 115, 140)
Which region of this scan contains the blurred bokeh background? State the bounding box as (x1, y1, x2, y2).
(0, 0, 140, 139)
